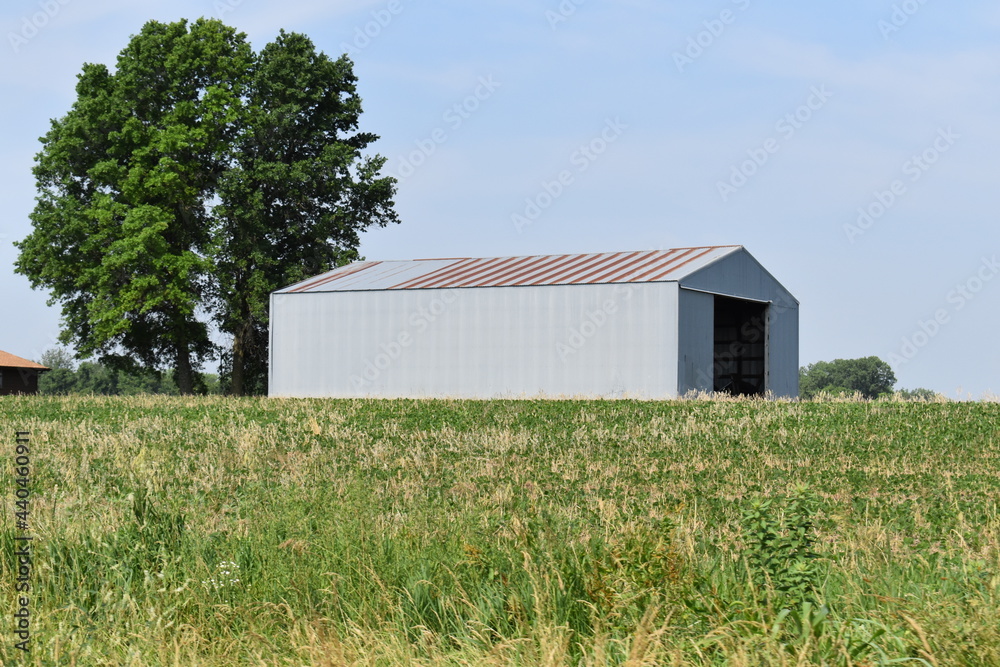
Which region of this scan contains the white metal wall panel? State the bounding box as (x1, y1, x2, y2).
(676, 288, 715, 395)
(269, 282, 679, 399)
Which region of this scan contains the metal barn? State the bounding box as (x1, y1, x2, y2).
(268, 245, 798, 399)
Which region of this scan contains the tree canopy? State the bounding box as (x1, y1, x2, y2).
(16, 18, 398, 394)
(799, 356, 897, 399)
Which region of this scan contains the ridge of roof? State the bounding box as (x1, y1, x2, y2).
(278, 245, 744, 294)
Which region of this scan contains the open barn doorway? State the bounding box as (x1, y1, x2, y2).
(713, 296, 768, 396)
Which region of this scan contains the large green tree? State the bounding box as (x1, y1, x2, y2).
(799, 356, 897, 399)
(16, 19, 398, 394)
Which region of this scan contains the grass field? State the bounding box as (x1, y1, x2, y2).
(1, 395, 999, 665)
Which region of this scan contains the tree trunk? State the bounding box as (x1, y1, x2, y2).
(174, 349, 195, 395)
(230, 321, 247, 397)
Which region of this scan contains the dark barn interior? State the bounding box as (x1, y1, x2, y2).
(713, 296, 768, 396)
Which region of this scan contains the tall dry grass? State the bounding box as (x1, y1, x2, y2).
(0, 394, 997, 664)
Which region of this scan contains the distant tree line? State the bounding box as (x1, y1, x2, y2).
(38, 348, 219, 396)
(799, 356, 939, 400)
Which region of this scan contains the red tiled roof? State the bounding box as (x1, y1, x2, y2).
(0, 350, 49, 370)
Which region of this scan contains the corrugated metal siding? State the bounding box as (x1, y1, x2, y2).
(277, 246, 740, 293)
(269, 245, 799, 399)
(679, 250, 798, 307)
(269, 282, 680, 399)
(676, 289, 715, 395)
(678, 251, 798, 398)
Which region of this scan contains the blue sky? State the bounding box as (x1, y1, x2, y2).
(1, 0, 998, 397)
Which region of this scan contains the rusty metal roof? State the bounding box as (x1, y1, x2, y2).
(277, 246, 742, 293)
(0, 350, 48, 370)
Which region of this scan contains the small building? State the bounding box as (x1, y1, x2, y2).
(269, 245, 799, 399)
(0, 350, 49, 396)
